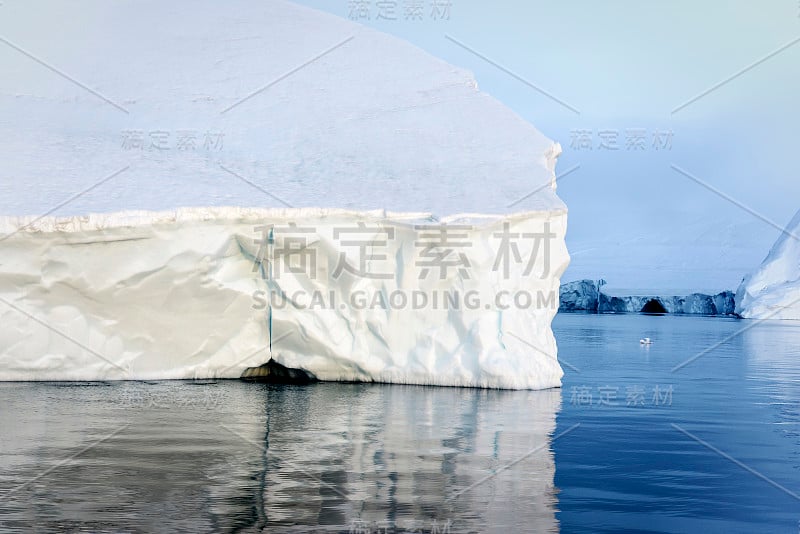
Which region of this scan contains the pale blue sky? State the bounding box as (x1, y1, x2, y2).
(297, 0, 800, 293)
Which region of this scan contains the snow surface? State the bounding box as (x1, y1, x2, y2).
(736, 209, 800, 320)
(0, 1, 569, 388)
(0, 0, 562, 217)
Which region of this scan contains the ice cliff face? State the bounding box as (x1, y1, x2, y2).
(0, 208, 568, 388)
(601, 292, 735, 315)
(558, 280, 601, 312)
(736, 210, 800, 320)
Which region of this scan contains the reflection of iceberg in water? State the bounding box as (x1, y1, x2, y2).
(743, 322, 800, 378)
(743, 323, 800, 433)
(0, 383, 560, 532)
(257, 385, 561, 532)
(0, 383, 271, 531)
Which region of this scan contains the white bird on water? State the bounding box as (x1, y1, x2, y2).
(640, 337, 653, 345)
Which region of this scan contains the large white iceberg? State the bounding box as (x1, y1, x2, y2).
(736, 209, 800, 320)
(0, 0, 569, 388)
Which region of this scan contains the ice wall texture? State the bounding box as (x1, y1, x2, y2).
(0, 208, 568, 388)
(736, 209, 800, 320)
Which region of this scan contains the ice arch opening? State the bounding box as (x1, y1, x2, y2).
(641, 299, 667, 314)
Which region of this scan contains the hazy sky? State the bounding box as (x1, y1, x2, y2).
(296, 0, 800, 294)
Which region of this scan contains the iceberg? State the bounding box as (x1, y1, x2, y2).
(558, 280, 736, 315)
(558, 280, 603, 312)
(736, 209, 800, 320)
(0, 208, 568, 388)
(0, 1, 569, 388)
(600, 292, 736, 315)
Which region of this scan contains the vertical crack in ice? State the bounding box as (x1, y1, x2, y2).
(497, 311, 506, 350)
(267, 226, 275, 359)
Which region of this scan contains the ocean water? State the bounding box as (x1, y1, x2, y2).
(0, 314, 798, 533)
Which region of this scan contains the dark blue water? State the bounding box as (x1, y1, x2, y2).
(0, 314, 798, 533)
(554, 314, 800, 533)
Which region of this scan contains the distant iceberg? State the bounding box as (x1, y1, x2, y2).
(0, 1, 569, 388)
(736, 209, 800, 320)
(558, 280, 736, 316)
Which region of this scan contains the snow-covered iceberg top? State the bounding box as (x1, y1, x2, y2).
(736, 209, 800, 320)
(0, 207, 568, 388)
(0, 0, 563, 217)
